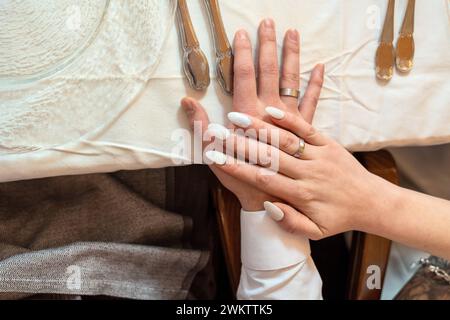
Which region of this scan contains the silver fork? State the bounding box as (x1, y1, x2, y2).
(204, 0, 233, 95)
(396, 0, 415, 72)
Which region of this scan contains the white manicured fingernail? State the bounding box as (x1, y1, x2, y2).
(264, 201, 284, 221)
(265, 106, 285, 120)
(227, 112, 252, 128)
(207, 123, 230, 140)
(205, 150, 228, 165)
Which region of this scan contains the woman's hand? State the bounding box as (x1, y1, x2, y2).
(181, 19, 324, 211)
(205, 110, 450, 260)
(204, 108, 391, 240)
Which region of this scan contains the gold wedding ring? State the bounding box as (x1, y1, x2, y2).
(279, 88, 300, 99)
(293, 138, 305, 158)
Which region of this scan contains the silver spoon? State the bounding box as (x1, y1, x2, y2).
(375, 0, 395, 81)
(177, 0, 210, 90)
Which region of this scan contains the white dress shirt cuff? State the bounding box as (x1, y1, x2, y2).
(240, 209, 311, 271)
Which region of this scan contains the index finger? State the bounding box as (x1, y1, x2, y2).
(205, 150, 299, 202)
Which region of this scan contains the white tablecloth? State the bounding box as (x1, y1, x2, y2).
(1, 0, 449, 182)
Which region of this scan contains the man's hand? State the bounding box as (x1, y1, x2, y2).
(181, 19, 324, 211)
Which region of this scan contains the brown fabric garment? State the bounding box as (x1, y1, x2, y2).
(0, 171, 208, 299)
(164, 165, 226, 299)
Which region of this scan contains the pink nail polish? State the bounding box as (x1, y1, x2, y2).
(237, 30, 248, 41)
(185, 107, 195, 117)
(288, 29, 299, 42)
(263, 18, 274, 29)
(182, 100, 195, 116)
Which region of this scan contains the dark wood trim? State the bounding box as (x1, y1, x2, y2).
(211, 182, 242, 296)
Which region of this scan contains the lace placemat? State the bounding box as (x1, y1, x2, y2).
(0, 0, 176, 154)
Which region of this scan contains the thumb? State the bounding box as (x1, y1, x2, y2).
(181, 97, 230, 143)
(181, 97, 231, 166)
(181, 97, 210, 131)
(264, 201, 324, 240)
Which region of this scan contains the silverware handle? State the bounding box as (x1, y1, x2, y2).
(177, 0, 199, 48)
(204, 0, 231, 53)
(400, 0, 415, 34)
(381, 0, 395, 43)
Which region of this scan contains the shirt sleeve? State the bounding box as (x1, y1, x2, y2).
(237, 209, 323, 300)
